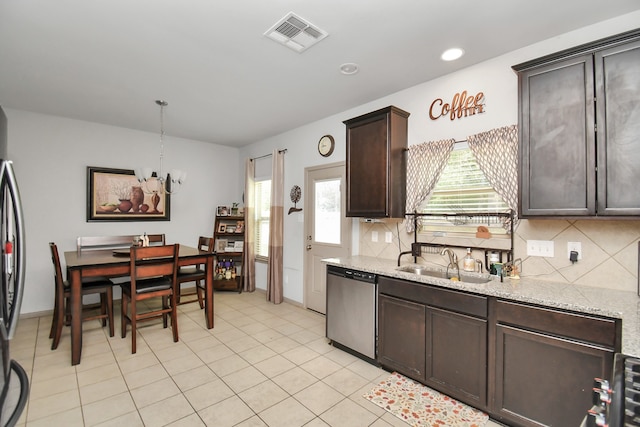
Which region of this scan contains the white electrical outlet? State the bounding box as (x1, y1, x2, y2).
(371, 231, 378, 242)
(567, 242, 582, 260)
(527, 240, 555, 257)
(385, 232, 392, 243)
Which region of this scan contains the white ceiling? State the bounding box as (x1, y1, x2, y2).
(1, 1, 639, 147)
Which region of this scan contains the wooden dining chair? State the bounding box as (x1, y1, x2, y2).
(176, 236, 213, 308)
(49, 242, 115, 350)
(120, 244, 179, 354)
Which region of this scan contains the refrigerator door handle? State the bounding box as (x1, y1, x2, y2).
(2, 161, 25, 340)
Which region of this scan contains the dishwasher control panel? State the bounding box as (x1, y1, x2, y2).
(345, 269, 377, 283)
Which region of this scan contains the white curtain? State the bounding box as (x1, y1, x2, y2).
(467, 124, 519, 230)
(405, 139, 455, 232)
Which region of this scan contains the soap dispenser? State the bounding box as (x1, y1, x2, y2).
(463, 248, 476, 272)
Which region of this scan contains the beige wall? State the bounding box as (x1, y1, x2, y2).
(360, 219, 640, 293)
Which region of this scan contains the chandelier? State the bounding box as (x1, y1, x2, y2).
(134, 100, 186, 195)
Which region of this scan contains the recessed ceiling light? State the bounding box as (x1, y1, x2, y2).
(340, 63, 359, 75)
(441, 48, 464, 61)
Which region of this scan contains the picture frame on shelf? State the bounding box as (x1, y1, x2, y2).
(216, 239, 228, 253)
(217, 223, 226, 233)
(86, 166, 170, 222)
(234, 241, 244, 251)
(217, 206, 229, 216)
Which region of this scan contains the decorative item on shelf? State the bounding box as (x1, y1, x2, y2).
(134, 100, 186, 195)
(217, 206, 229, 216)
(476, 225, 491, 239)
(235, 221, 244, 233)
(288, 185, 302, 215)
(217, 223, 226, 233)
(231, 202, 239, 216)
(216, 239, 228, 253)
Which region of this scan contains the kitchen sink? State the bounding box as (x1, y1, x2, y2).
(397, 265, 492, 284)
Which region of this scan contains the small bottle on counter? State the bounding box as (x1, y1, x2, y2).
(463, 248, 476, 272)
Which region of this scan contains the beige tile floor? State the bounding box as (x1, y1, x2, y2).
(10, 290, 504, 427)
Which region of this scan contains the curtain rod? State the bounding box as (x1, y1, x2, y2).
(250, 149, 287, 161)
(404, 139, 467, 151)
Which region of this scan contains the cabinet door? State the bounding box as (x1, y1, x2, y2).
(378, 294, 426, 382)
(494, 324, 613, 427)
(344, 106, 408, 218)
(346, 113, 389, 217)
(595, 39, 640, 215)
(519, 54, 596, 216)
(426, 307, 487, 409)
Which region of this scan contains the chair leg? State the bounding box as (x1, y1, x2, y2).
(49, 292, 60, 339)
(121, 292, 128, 339)
(162, 296, 169, 328)
(196, 281, 204, 309)
(100, 293, 107, 327)
(171, 293, 179, 343)
(64, 295, 72, 326)
(130, 298, 137, 354)
(50, 292, 65, 350)
(106, 287, 114, 337)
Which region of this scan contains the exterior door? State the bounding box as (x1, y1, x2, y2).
(304, 162, 351, 314)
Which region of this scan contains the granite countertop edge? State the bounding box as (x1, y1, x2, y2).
(324, 255, 640, 357)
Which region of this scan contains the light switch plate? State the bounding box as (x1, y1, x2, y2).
(385, 232, 392, 243)
(371, 231, 378, 242)
(527, 240, 555, 257)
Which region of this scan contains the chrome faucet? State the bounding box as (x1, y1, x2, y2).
(440, 248, 460, 279)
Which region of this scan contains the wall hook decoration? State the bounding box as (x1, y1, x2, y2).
(288, 185, 302, 215)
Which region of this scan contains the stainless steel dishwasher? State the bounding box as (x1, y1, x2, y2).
(326, 265, 377, 361)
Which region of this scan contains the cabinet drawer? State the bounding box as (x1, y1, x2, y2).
(494, 299, 620, 349)
(379, 276, 487, 318)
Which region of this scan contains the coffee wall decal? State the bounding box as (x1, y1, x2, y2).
(429, 90, 485, 121)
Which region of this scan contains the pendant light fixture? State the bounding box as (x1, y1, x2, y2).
(135, 100, 186, 195)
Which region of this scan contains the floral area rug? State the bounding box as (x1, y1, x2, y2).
(363, 372, 489, 427)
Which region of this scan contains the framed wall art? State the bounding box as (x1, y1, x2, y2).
(87, 166, 171, 222)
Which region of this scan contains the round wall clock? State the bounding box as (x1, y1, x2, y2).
(318, 135, 335, 157)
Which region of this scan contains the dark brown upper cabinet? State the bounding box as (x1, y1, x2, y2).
(514, 29, 640, 218)
(344, 106, 410, 218)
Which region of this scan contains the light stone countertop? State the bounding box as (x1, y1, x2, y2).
(324, 255, 640, 357)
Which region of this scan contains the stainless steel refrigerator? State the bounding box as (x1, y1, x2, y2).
(0, 106, 28, 426)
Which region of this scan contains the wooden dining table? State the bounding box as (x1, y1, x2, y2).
(64, 245, 215, 365)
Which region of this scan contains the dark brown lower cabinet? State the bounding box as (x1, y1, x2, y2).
(427, 307, 487, 408)
(377, 276, 622, 427)
(378, 294, 426, 382)
(378, 276, 488, 408)
(491, 300, 620, 427)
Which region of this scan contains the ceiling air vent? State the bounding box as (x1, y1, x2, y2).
(264, 12, 328, 53)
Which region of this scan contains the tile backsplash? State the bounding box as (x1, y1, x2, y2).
(359, 218, 640, 292)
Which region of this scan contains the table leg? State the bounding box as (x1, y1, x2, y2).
(205, 255, 214, 329)
(69, 269, 83, 365)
